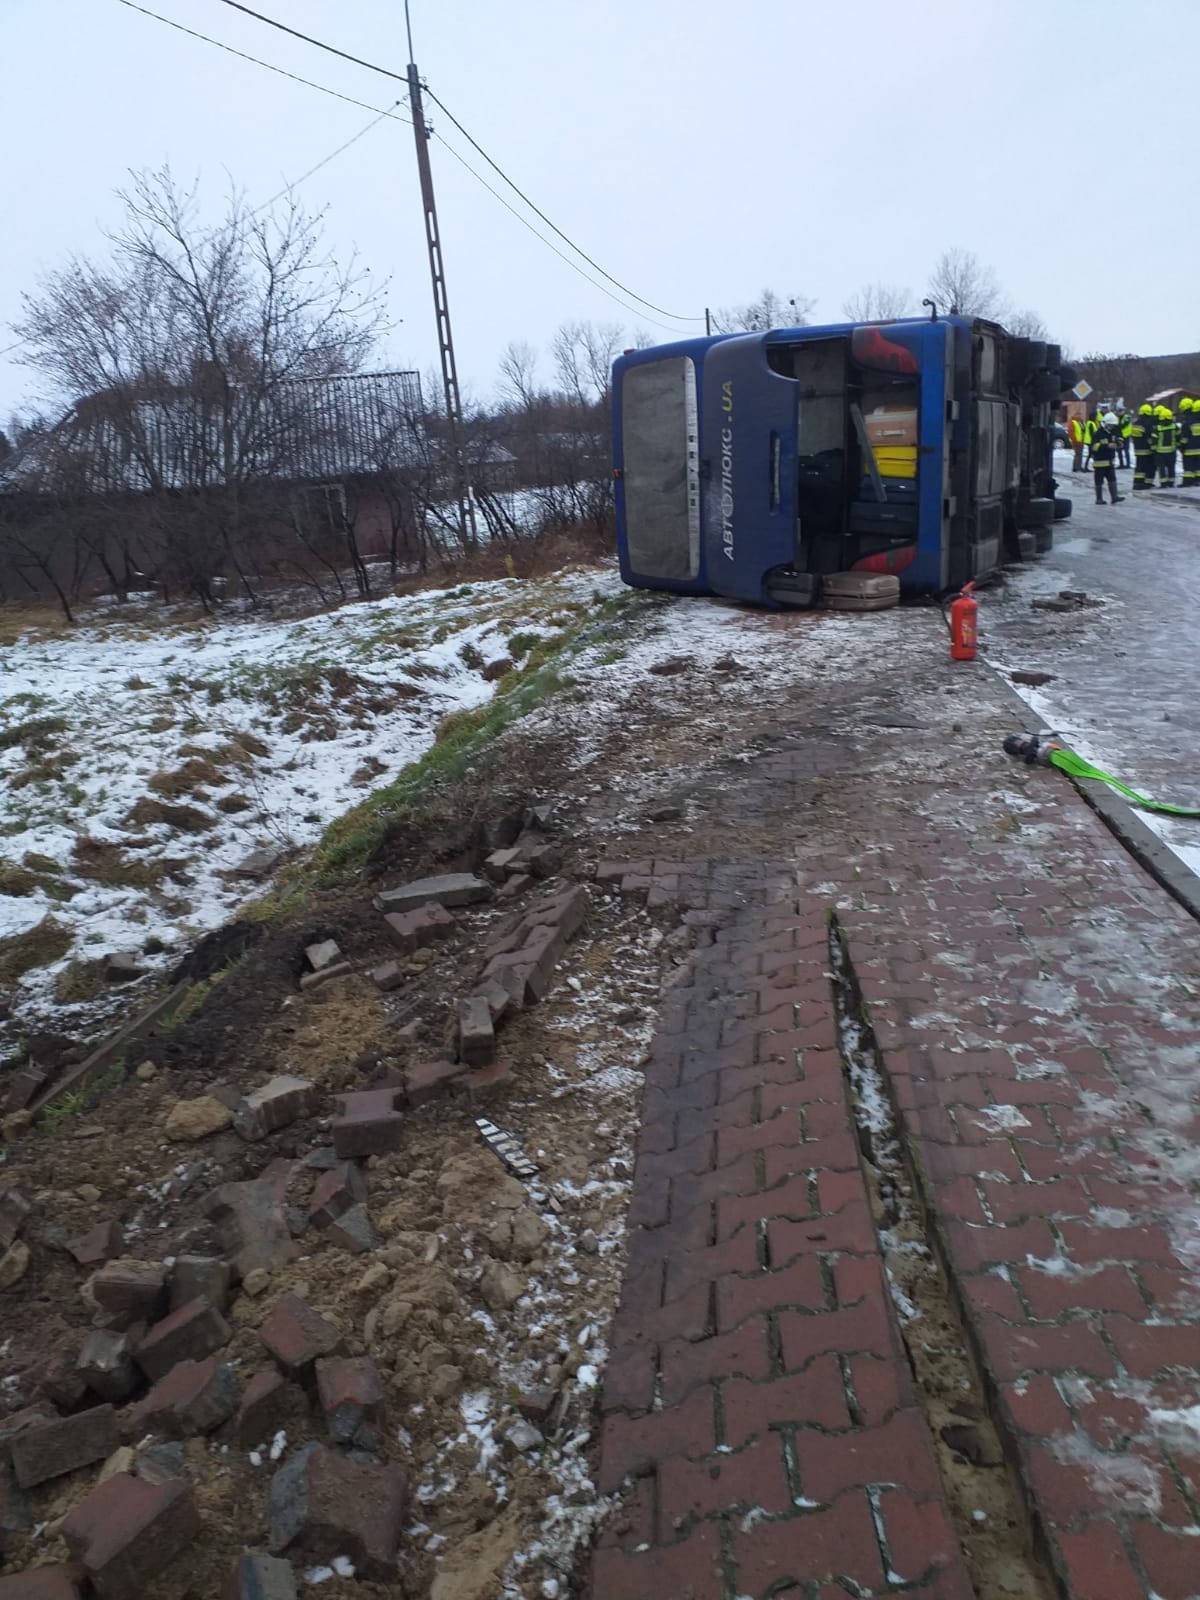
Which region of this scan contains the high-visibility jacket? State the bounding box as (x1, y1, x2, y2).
(1084, 417, 1098, 444)
(1130, 415, 1153, 450)
(1120, 415, 1133, 440)
(1091, 430, 1119, 469)
(1155, 415, 1178, 452)
(1068, 417, 1084, 444)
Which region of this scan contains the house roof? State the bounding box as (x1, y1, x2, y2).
(1, 369, 427, 495)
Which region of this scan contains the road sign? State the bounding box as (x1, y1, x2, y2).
(1072, 379, 1093, 401)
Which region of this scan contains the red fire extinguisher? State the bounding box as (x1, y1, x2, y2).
(949, 582, 978, 661)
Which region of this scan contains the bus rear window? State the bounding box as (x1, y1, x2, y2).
(620, 357, 700, 580)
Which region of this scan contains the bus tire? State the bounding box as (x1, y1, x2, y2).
(1053, 495, 1073, 521)
(1019, 497, 1055, 528)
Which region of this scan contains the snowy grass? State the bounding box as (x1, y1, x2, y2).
(0, 567, 617, 1036)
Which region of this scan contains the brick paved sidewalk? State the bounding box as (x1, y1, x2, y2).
(588, 627, 1200, 1600)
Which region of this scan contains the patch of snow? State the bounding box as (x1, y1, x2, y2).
(973, 1104, 1032, 1131)
(1050, 1432, 1164, 1516)
(1147, 1404, 1200, 1457)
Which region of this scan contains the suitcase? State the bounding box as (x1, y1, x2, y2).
(823, 571, 901, 612)
(858, 478, 917, 505)
(765, 568, 817, 608)
(864, 407, 918, 447)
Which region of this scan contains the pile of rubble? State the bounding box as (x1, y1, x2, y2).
(0, 808, 615, 1598)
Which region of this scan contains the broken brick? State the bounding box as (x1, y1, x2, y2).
(382, 903, 456, 955)
(11, 1405, 118, 1488)
(525, 884, 589, 938)
(88, 1259, 167, 1327)
(465, 1058, 514, 1095)
(518, 840, 563, 879)
(233, 1075, 316, 1142)
(227, 1549, 299, 1600)
(309, 1162, 367, 1229)
(332, 1088, 403, 1159)
(305, 939, 341, 972)
(63, 1471, 198, 1599)
(127, 1355, 237, 1438)
(403, 1058, 465, 1107)
(203, 1161, 295, 1278)
(267, 1442, 406, 1579)
(169, 1255, 232, 1313)
(0, 1402, 57, 1467)
(0, 1568, 80, 1600)
(471, 978, 518, 1025)
(372, 873, 490, 913)
(315, 1356, 385, 1443)
(483, 847, 522, 883)
(324, 1204, 378, 1255)
(259, 1294, 345, 1378)
(77, 1330, 138, 1403)
(298, 962, 351, 991)
(237, 1369, 304, 1448)
(135, 1297, 232, 1383)
(68, 1219, 125, 1268)
(516, 1385, 558, 1428)
(497, 872, 534, 900)
(370, 961, 404, 992)
(456, 996, 496, 1068)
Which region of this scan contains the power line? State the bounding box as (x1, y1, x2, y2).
(430, 130, 690, 337)
(205, 0, 703, 325)
(116, 1, 409, 122)
(424, 87, 704, 324)
(213, 0, 409, 85)
(253, 101, 404, 216)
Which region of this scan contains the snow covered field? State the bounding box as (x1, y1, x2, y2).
(0, 569, 612, 1032)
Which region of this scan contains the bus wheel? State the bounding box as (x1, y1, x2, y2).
(1053, 495, 1073, 521)
(1019, 497, 1055, 527)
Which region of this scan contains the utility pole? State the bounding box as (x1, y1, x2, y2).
(404, 2, 477, 550)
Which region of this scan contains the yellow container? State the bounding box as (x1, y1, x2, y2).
(866, 445, 918, 479)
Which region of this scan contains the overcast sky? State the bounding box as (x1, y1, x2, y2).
(2, 0, 1197, 423)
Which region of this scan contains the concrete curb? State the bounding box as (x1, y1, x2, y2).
(988, 669, 1200, 928)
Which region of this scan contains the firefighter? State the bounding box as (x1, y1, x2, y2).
(1068, 412, 1085, 471)
(1092, 412, 1124, 505)
(1154, 404, 1178, 488)
(1083, 409, 1100, 469)
(1132, 403, 1155, 490)
(1180, 397, 1200, 487)
(1118, 409, 1133, 468)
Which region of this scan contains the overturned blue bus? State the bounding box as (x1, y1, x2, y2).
(612, 315, 1072, 606)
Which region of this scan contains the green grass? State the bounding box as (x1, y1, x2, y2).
(254, 591, 632, 911)
(0, 916, 73, 985)
(41, 1056, 128, 1132)
(0, 714, 68, 752)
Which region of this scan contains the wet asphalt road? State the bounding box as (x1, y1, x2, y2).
(983, 455, 1200, 876)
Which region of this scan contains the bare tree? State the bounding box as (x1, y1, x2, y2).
(841, 282, 912, 322)
(710, 289, 814, 334)
(926, 249, 1006, 319)
(1006, 307, 1050, 340)
(497, 341, 539, 411)
(11, 166, 386, 609)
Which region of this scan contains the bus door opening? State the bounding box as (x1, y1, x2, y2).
(846, 326, 921, 569)
(770, 337, 850, 575)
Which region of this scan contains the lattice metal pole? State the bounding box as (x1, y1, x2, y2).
(406, 58, 477, 551)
